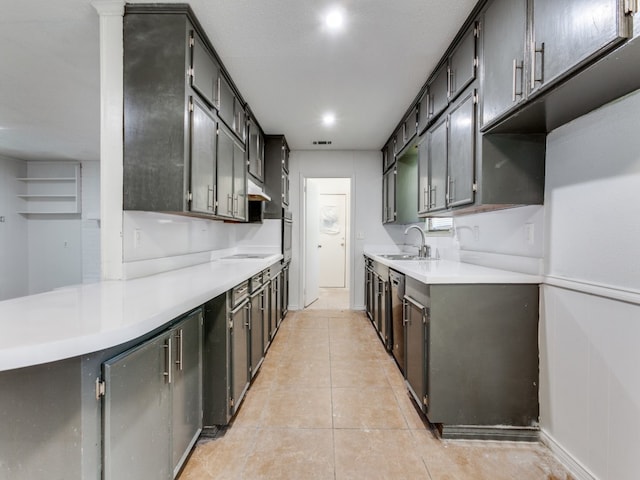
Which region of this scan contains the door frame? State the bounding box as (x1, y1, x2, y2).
(300, 176, 354, 309)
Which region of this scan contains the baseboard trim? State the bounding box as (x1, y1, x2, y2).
(539, 430, 597, 480)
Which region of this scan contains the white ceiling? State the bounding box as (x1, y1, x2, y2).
(0, 0, 477, 161)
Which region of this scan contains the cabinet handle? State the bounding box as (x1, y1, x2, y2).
(512, 59, 524, 102)
(233, 195, 238, 215)
(531, 42, 544, 90)
(175, 329, 183, 371)
(447, 176, 454, 204)
(207, 185, 214, 211)
(227, 194, 233, 215)
(423, 187, 429, 210)
(402, 298, 408, 326)
(216, 77, 221, 110)
(429, 185, 436, 209)
(164, 339, 172, 384)
(404, 294, 427, 313)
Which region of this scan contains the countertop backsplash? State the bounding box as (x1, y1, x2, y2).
(122, 211, 281, 278)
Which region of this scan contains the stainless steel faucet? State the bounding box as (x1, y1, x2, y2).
(404, 225, 430, 258)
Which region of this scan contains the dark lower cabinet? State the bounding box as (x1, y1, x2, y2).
(269, 267, 282, 339)
(102, 309, 203, 479)
(230, 298, 250, 415)
(403, 278, 539, 440)
(171, 312, 204, 473)
(203, 290, 250, 427)
(249, 285, 266, 378)
(281, 262, 290, 320)
(364, 257, 374, 321)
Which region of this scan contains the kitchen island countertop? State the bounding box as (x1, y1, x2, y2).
(0, 253, 282, 372)
(364, 252, 542, 285)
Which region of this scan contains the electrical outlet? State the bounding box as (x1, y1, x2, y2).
(524, 223, 535, 245)
(473, 226, 480, 241)
(134, 228, 142, 248)
(356, 231, 365, 240)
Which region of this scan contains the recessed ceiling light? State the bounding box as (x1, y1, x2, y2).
(325, 7, 345, 31)
(322, 112, 336, 126)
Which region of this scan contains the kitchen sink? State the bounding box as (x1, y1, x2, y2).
(378, 254, 425, 261)
(220, 253, 275, 260)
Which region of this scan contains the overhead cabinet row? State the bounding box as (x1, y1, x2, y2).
(481, 0, 633, 129)
(123, 6, 271, 222)
(383, 0, 638, 219)
(385, 22, 478, 172)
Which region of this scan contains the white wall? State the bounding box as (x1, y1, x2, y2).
(539, 89, 640, 480)
(310, 178, 351, 287)
(453, 205, 545, 274)
(289, 150, 399, 310)
(122, 211, 281, 277)
(0, 156, 28, 300)
(81, 160, 101, 284)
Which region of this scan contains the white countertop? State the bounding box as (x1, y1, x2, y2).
(0, 253, 282, 372)
(365, 253, 542, 285)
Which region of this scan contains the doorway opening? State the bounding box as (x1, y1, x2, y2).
(303, 177, 351, 310)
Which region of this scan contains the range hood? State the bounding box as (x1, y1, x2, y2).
(247, 178, 271, 201)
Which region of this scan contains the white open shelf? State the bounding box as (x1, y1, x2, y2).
(17, 162, 81, 215)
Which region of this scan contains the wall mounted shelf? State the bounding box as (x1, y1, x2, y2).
(17, 162, 81, 215)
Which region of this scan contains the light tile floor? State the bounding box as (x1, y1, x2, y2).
(180, 307, 573, 480)
(305, 288, 350, 310)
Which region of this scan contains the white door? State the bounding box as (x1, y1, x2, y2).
(318, 194, 346, 288)
(304, 179, 320, 307)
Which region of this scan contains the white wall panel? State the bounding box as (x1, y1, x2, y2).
(541, 285, 640, 480)
(545, 90, 640, 291)
(541, 89, 640, 480)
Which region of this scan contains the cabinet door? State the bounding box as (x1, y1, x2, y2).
(271, 272, 281, 335)
(281, 265, 290, 318)
(379, 278, 389, 347)
(281, 140, 290, 173)
(481, 0, 527, 127)
(233, 141, 247, 220)
(230, 301, 250, 414)
(249, 290, 264, 378)
(172, 311, 203, 475)
(427, 117, 447, 212)
(190, 33, 219, 107)
(190, 98, 217, 214)
(218, 75, 235, 129)
(394, 127, 405, 155)
(381, 141, 392, 172)
(429, 64, 449, 120)
(447, 90, 476, 208)
(281, 170, 290, 207)
(216, 125, 235, 217)
(404, 295, 427, 413)
(417, 90, 430, 135)
(531, 0, 627, 94)
(263, 282, 271, 352)
(247, 116, 264, 183)
(365, 266, 374, 321)
(382, 168, 396, 223)
(103, 333, 172, 480)
(417, 135, 429, 214)
(234, 99, 246, 141)
(448, 24, 477, 101)
(404, 106, 418, 145)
